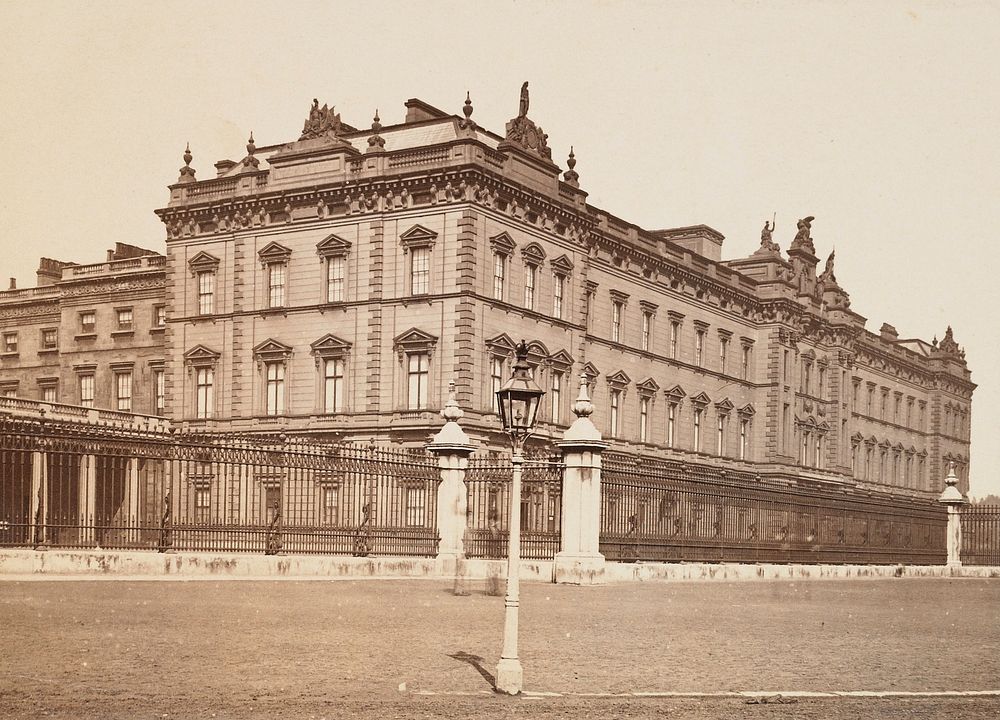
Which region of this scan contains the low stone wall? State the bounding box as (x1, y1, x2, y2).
(0, 549, 996, 581)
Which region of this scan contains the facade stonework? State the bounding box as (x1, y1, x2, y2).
(0, 91, 974, 499)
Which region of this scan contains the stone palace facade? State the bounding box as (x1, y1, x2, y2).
(0, 87, 975, 497)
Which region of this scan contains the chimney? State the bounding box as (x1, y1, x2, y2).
(106, 249, 115, 262)
(879, 323, 899, 341)
(8, 278, 15, 290)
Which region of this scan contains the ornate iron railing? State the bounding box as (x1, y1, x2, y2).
(0, 416, 440, 557)
(961, 504, 1000, 566)
(464, 452, 563, 560)
(599, 451, 946, 565)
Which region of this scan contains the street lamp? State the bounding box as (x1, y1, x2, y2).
(493, 340, 545, 695)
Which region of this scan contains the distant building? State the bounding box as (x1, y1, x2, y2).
(0, 89, 975, 497)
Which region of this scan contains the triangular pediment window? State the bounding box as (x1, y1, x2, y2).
(549, 349, 574, 369)
(310, 333, 352, 357)
(664, 384, 686, 401)
(400, 224, 438, 249)
(188, 251, 220, 274)
(550, 254, 574, 274)
(607, 370, 631, 388)
(690, 391, 711, 406)
(316, 234, 352, 257)
(183, 344, 221, 366)
(258, 242, 292, 265)
(489, 231, 516, 255)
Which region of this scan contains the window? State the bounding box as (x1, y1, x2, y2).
(894, 395, 901, 424)
(802, 362, 811, 394)
(41, 385, 57, 403)
(154, 369, 165, 415)
(115, 371, 132, 411)
(406, 486, 426, 526)
(611, 301, 623, 343)
(524, 264, 536, 310)
(411, 246, 430, 295)
(80, 374, 95, 408)
(864, 446, 873, 480)
(669, 321, 680, 359)
(0, 385, 16, 398)
(196, 367, 214, 418)
(41, 328, 58, 350)
(719, 336, 729, 374)
(553, 273, 565, 320)
(265, 361, 285, 415)
(407, 352, 429, 409)
(693, 408, 703, 451)
(880, 390, 888, 420)
(852, 443, 860, 477)
(815, 435, 823, 469)
(879, 449, 887, 481)
(323, 358, 345, 414)
(639, 397, 649, 442)
(267, 263, 286, 308)
(666, 402, 677, 447)
(490, 356, 504, 412)
(194, 488, 211, 524)
(2, 332, 17, 354)
(80, 311, 96, 334)
(551, 371, 563, 423)
(818, 366, 826, 399)
(782, 403, 790, 453)
(326, 255, 345, 302)
(867, 385, 875, 415)
(695, 329, 705, 367)
(116, 308, 133, 331)
(801, 431, 810, 466)
(197, 272, 215, 315)
(610, 389, 621, 436)
(716, 414, 726, 456)
(741, 344, 752, 380)
(153, 305, 166, 328)
(641, 311, 652, 351)
(783, 350, 790, 383)
(584, 287, 595, 330)
(493, 252, 507, 300)
(739, 418, 749, 460)
(322, 485, 339, 524)
(852, 379, 860, 409)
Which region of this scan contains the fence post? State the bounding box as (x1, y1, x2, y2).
(427, 381, 475, 576)
(554, 374, 609, 585)
(937, 461, 967, 567)
(29, 450, 46, 548)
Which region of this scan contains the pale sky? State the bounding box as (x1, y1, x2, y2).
(1, 0, 997, 497)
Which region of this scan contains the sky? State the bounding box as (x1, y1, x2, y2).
(0, 0, 997, 497)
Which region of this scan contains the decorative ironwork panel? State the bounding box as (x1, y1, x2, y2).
(961, 505, 1000, 566)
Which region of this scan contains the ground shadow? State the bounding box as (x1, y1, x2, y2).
(448, 651, 496, 689)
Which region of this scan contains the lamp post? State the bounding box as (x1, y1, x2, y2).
(493, 340, 545, 695)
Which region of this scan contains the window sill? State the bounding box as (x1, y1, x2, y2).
(0, 352, 19, 358)
(75, 333, 97, 340)
(38, 348, 59, 355)
(150, 327, 166, 334)
(111, 329, 134, 338)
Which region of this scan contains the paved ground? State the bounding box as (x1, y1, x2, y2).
(0, 576, 998, 718)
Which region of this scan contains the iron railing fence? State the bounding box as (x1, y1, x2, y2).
(600, 451, 946, 565)
(0, 416, 440, 557)
(961, 505, 1000, 566)
(464, 452, 564, 560)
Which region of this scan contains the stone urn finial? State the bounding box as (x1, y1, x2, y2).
(441, 380, 464, 423)
(938, 461, 966, 504)
(572, 373, 594, 419)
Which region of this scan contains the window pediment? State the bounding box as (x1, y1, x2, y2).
(188, 251, 220, 275)
(521, 242, 546, 265)
(581, 361, 600, 381)
(310, 333, 352, 357)
(738, 403, 756, 417)
(715, 398, 735, 413)
(550, 254, 574, 274)
(316, 233, 352, 258)
(393, 327, 438, 358)
(607, 370, 631, 389)
(183, 344, 221, 367)
(664, 385, 686, 401)
(400, 224, 438, 251)
(486, 333, 517, 356)
(690, 391, 711, 406)
(636, 377, 660, 396)
(253, 338, 293, 362)
(525, 340, 549, 365)
(548, 349, 574, 369)
(258, 242, 292, 265)
(489, 231, 516, 255)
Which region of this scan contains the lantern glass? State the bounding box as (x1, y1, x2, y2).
(495, 341, 545, 441)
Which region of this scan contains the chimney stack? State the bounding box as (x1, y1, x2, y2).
(8, 278, 15, 290)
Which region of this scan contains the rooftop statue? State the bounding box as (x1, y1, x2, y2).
(504, 81, 551, 160)
(819, 250, 837, 284)
(759, 219, 780, 252)
(519, 81, 529, 118)
(300, 98, 344, 141)
(790, 216, 816, 253)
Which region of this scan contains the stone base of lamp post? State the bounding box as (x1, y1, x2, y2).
(553, 552, 606, 585)
(495, 657, 523, 695)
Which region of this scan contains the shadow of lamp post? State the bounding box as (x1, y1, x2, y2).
(493, 340, 545, 695)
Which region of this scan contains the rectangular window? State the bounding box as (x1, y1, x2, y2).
(802, 363, 811, 394)
(194, 488, 211, 524)
(693, 408, 702, 451)
(551, 371, 563, 423)
(880, 391, 887, 420)
(407, 353, 429, 410)
(782, 403, 790, 453)
(265, 362, 285, 416)
(411, 247, 430, 295)
(327, 256, 345, 302)
(609, 389, 621, 436)
(639, 397, 649, 442)
(492, 253, 506, 300)
(818, 367, 826, 399)
(667, 402, 677, 447)
(116, 308, 133, 331)
(198, 272, 214, 315)
(739, 418, 749, 460)
(852, 444, 859, 477)
(490, 356, 504, 412)
(716, 415, 725, 456)
(719, 337, 729, 374)
(115, 372, 132, 411)
(2, 332, 17, 354)
(553, 274, 565, 320)
(524, 264, 536, 310)
(322, 485, 339, 524)
(695, 330, 705, 367)
(41, 328, 58, 350)
(867, 386, 874, 415)
(154, 305, 166, 328)
(894, 395, 901, 424)
(406, 487, 426, 526)
(0, 386, 16, 398)
(801, 431, 809, 465)
(865, 447, 873, 480)
(815, 435, 823, 469)
(80, 374, 95, 408)
(611, 301, 623, 343)
(641, 311, 652, 352)
(742, 345, 751, 380)
(323, 358, 345, 414)
(41, 385, 57, 403)
(154, 370, 165, 415)
(783, 350, 790, 383)
(853, 380, 860, 409)
(669, 321, 679, 359)
(268, 263, 286, 307)
(196, 367, 214, 419)
(80, 311, 96, 334)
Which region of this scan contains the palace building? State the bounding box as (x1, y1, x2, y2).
(0, 87, 975, 497)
